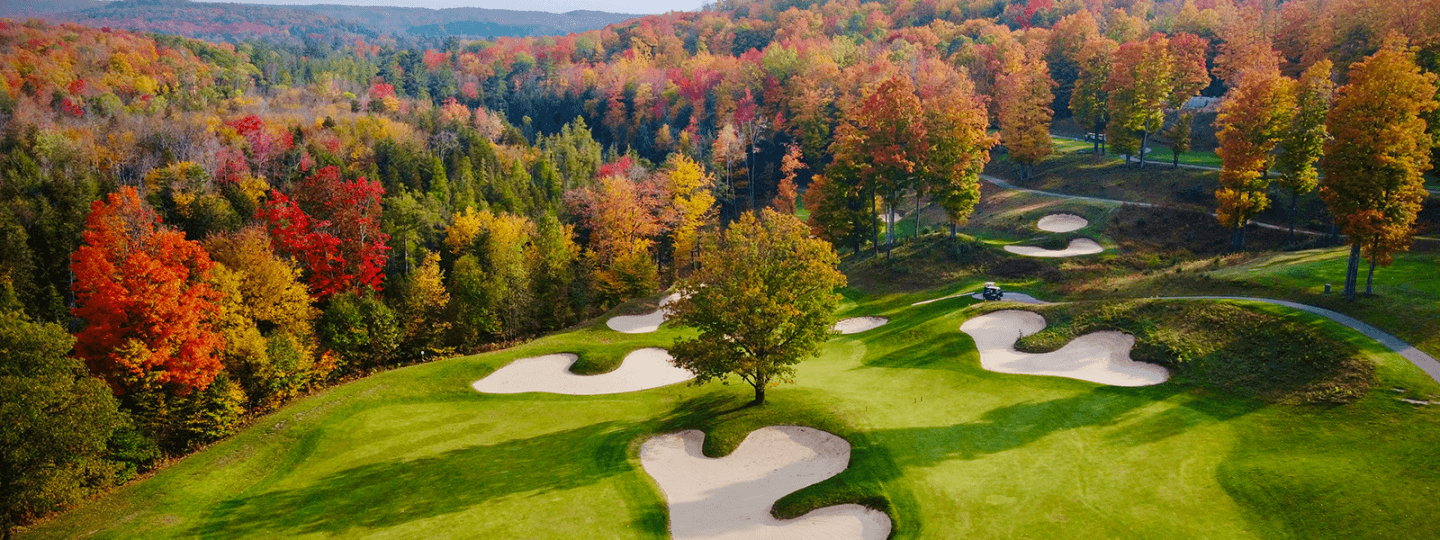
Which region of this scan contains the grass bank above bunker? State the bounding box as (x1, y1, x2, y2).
(974, 299, 1374, 404)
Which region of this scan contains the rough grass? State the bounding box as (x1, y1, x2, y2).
(978, 300, 1375, 403)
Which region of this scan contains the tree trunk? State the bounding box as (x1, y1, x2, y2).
(1138, 129, 1150, 168)
(1173, 150, 1179, 169)
(747, 144, 755, 212)
(1093, 120, 1103, 155)
(1344, 243, 1361, 301)
(1365, 256, 1377, 296)
(885, 202, 895, 258)
(1288, 190, 1299, 243)
(913, 188, 921, 240)
(950, 222, 957, 238)
(870, 186, 880, 259)
(752, 376, 766, 404)
(1237, 224, 1247, 251)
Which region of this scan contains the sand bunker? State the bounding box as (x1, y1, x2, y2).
(1036, 213, 1088, 233)
(640, 426, 892, 540)
(960, 310, 1168, 387)
(834, 316, 888, 334)
(607, 293, 681, 333)
(1004, 238, 1105, 258)
(471, 348, 693, 395)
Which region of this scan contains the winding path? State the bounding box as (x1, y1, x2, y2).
(980, 175, 1327, 237)
(1153, 296, 1440, 384)
(954, 291, 1440, 384)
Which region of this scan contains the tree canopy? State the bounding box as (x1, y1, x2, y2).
(668, 208, 846, 405)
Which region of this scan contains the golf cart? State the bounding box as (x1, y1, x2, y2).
(981, 282, 1004, 301)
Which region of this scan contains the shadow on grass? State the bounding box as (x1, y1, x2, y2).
(873, 385, 1259, 467)
(193, 421, 642, 538)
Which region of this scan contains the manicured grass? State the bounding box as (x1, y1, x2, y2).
(22, 285, 1440, 539)
(1047, 135, 1223, 168)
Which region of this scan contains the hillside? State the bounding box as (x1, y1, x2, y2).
(2, 0, 637, 44)
(289, 5, 639, 38)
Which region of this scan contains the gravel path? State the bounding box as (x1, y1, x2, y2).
(1155, 296, 1440, 384)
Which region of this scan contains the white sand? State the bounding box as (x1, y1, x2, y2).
(833, 316, 888, 334)
(471, 348, 694, 395)
(968, 291, 1049, 304)
(1036, 213, 1088, 233)
(607, 293, 681, 333)
(640, 426, 892, 540)
(959, 310, 1168, 387)
(1004, 238, 1105, 258)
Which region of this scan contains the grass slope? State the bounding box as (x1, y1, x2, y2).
(21, 285, 1440, 540)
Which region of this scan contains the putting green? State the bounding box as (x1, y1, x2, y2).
(21, 285, 1440, 540)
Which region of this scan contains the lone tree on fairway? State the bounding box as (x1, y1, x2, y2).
(1321, 35, 1438, 300)
(668, 209, 846, 405)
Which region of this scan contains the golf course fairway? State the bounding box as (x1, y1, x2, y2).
(20, 283, 1440, 540)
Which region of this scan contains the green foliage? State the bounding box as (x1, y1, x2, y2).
(670, 209, 847, 403)
(104, 424, 161, 484)
(992, 300, 1375, 403)
(316, 292, 401, 372)
(0, 309, 124, 536)
(448, 254, 501, 345)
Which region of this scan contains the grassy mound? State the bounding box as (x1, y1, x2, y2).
(982, 300, 1375, 403)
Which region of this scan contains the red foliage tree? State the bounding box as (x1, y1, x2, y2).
(70, 187, 226, 395)
(258, 166, 390, 300)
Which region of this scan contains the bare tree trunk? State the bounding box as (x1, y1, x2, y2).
(950, 222, 957, 238)
(753, 374, 766, 404)
(747, 140, 755, 212)
(1288, 190, 1299, 243)
(1173, 150, 1179, 168)
(1344, 243, 1361, 301)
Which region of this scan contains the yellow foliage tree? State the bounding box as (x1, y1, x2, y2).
(445, 206, 485, 254)
(664, 154, 716, 276)
(205, 227, 322, 411)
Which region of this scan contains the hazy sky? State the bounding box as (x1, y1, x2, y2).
(195, 0, 705, 15)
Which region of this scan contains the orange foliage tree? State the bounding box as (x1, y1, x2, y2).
(1321, 35, 1439, 300)
(1215, 63, 1296, 251)
(70, 187, 225, 395)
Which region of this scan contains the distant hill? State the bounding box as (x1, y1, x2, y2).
(289, 5, 639, 38)
(0, 0, 103, 17)
(0, 0, 638, 44)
